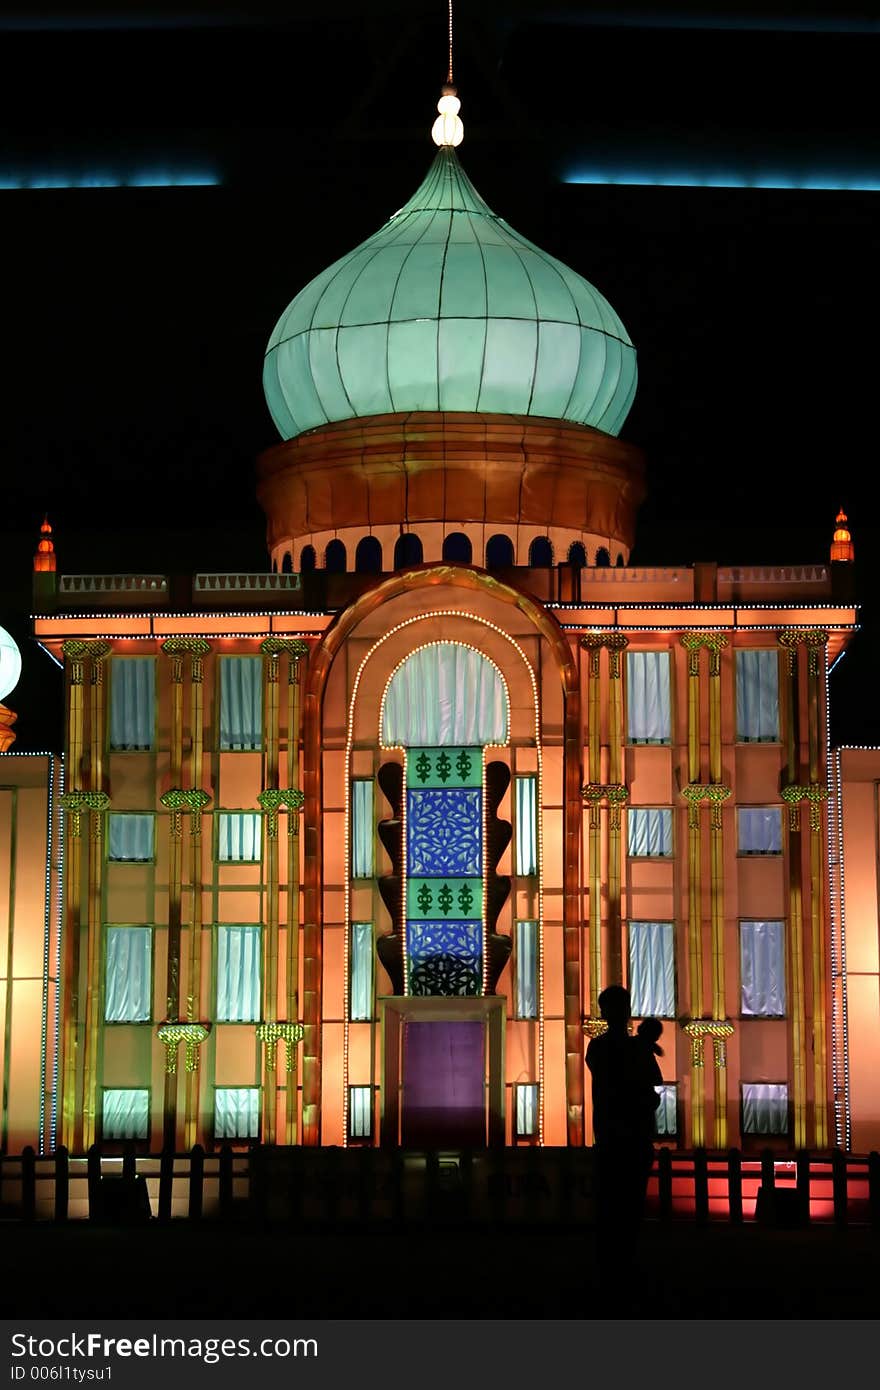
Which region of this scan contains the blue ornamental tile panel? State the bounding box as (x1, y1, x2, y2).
(407, 787, 482, 877)
(406, 922, 483, 997)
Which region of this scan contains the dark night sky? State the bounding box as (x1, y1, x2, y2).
(1, 3, 877, 750)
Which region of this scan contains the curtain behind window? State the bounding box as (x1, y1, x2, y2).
(737, 808, 783, 854)
(742, 1082, 788, 1135)
(110, 658, 155, 750)
(349, 1086, 372, 1139)
(736, 651, 779, 741)
(103, 1088, 149, 1139)
(515, 920, 538, 1019)
(740, 920, 786, 1015)
(655, 1084, 677, 1137)
(218, 812, 262, 862)
(108, 813, 154, 862)
(626, 652, 671, 743)
(215, 1087, 260, 1139)
(350, 922, 374, 1021)
(628, 808, 673, 857)
(216, 926, 261, 1022)
(351, 781, 374, 878)
(220, 657, 262, 750)
(515, 775, 537, 875)
(381, 642, 507, 746)
(516, 1083, 539, 1136)
(628, 921, 675, 1017)
(105, 927, 152, 1022)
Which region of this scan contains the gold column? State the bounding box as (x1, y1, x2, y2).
(707, 637, 729, 1148)
(606, 636, 628, 985)
(778, 632, 808, 1150)
(59, 641, 87, 1151)
(806, 631, 831, 1148)
(581, 637, 603, 1013)
(161, 796, 184, 1150)
(286, 644, 307, 1144)
(680, 637, 704, 1023)
(81, 645, 111, 1150)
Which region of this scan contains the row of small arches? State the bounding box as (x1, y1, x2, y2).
(274, 536, 627, 574)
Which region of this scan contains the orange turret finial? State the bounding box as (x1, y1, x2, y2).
(33, 514, 56, 573)
(830, 507, 854, 564)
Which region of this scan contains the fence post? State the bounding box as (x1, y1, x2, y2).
(868, 1152, 880, 1229)
(657, 1146, 672, 1222)
(54, 1146, 69, 1224)
(218, 1144, 234, 1221)
(122, 1140, 136, 1185)
(759, 1148, 776, 1225)
(188, 1144, 205, 1221)
(21, 1146, 36, 1223)
(832, 1147, 848, 1226)
(796, 1150, 811, 1225)
(158, 1147, 174, 1224)
(424, 1150, 439, 1223)
(87, 1145, 102, 1222)
(727, 1148, 742, 1224)
(693, 1147, 709, 1225)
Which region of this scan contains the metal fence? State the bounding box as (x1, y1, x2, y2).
(1, 1145, 878, 1227)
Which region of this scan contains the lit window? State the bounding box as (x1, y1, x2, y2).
(655, 1084, 677, 1138)
(628, 921, 675, 1017)
(215, 1088, 260, 1140)
(219, 657, 262, 750)
(110, 658, 155, 751)
(742, 1083, 789, 1136)
(218, 812, 262, 863)
(108, 813, 154, 862)
(737, 808, 783, 855)
(515, 775, 537, 875)
(626, 652, 671, 743)
(216, 926, 261, 1022)
(349, 1086, 373, 1140)
(740, 921, 786, 1016)
(515, 920, 538, 1019)
(105, 927, 152, 1022)
(628, 808, 673, 857)
(102, 1088, 149, 1140)
(350, 922, 374, 1022)
(515, 1083, 539, 1137)
(351, 780, 374, 878)
(736, 651, 779, 742)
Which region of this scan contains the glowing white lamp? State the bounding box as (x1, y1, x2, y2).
(431, 89, 464, 147)
(0, 625, 22, 703)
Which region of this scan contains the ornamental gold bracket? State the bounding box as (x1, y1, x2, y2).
(160, 788, 212, 837)
(583, 1018, 609, 1039)
(61, 639, 113, 685)
(681, 783, 731, 829)
(780, 781, 829, 831)
(157, 1021, 211, 1074)
(257, 788, 305, 838)
(162, 637, 212, 683)
(260, 638, 310, 684)
(58, 790, 111, 837)
(256, 1021, 305, 1070)
(682, 1019, 735, 1067)
(778, 629, 830, 675)
(679, 631, 728, 676)
(582, 782, 628, 828)
(580, 632, 629, 677)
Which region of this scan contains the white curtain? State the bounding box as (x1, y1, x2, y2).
(220, 657, 262, 750)
(216, 925, 261, 1022)
(215, 1087, 260, 1140)
(628, 921, 675, 1017)
(105, 927, 152, 1022)
(515, 920, 538, 1019)
(351, 781, 374, 878)
(349, 1086, 372, 1139)
(655, 1084, 677, 1137)
(740, 920, 786, 1015)
(742, 1082, 789, 1136)
(626, 651, 671, 743)
(103, 1088, 149, 1140)
(515, 776, 538, 875)
(738, 808, 782, 854)
(108, 813, 154, 862)
(736, 651, 780, 741)
(218, 812, 262, 862)
(382, 642, 508, 746)
(350, 921, 374, 1021)
(110, 658, 155, 750)
(628, 808, 673, 857)
(516, 1083, 539, 1137)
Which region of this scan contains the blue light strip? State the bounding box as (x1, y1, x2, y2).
(564, 168, 880, 192)
(0, 171, 220, 191)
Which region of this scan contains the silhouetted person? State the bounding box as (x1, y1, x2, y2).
(587, 986, 663, 1287)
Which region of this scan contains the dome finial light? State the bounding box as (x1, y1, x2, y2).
(431, 2, 463, 147)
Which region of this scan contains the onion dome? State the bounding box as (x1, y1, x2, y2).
(264, 143, 637, 440)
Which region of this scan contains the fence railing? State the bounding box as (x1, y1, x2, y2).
(1, 1146, 878, 1226)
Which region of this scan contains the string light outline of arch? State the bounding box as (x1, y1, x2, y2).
(341, 610, 545, 1147)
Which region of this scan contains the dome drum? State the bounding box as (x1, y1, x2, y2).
(257, 411, 645, 561)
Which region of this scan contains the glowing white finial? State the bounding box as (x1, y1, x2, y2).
(432, 86, 464, 147)
(0, 625, 21, 703)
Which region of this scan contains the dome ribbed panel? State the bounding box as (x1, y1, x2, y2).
(264, 146, 637, 440)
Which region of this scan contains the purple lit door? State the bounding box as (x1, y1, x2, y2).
(401, 1021, 485, 1147)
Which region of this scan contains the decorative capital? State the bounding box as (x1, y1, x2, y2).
(680, 632, 728, 676)
(161, 788, 211, 837)
(162, 638, 212, 656)
(59, 790, 111, 836)
(681, 782, 731, 828)
(781, 782, 828, 831)
(682, 1018, 734, 1068)
(583, 1018, 609, 1040)
(258, 787, 305, 838)
(157, 1021, 211, 1073)
(257, 1020, 305, 1070)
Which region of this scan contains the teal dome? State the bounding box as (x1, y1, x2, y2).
(264, 146, 637, 439)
